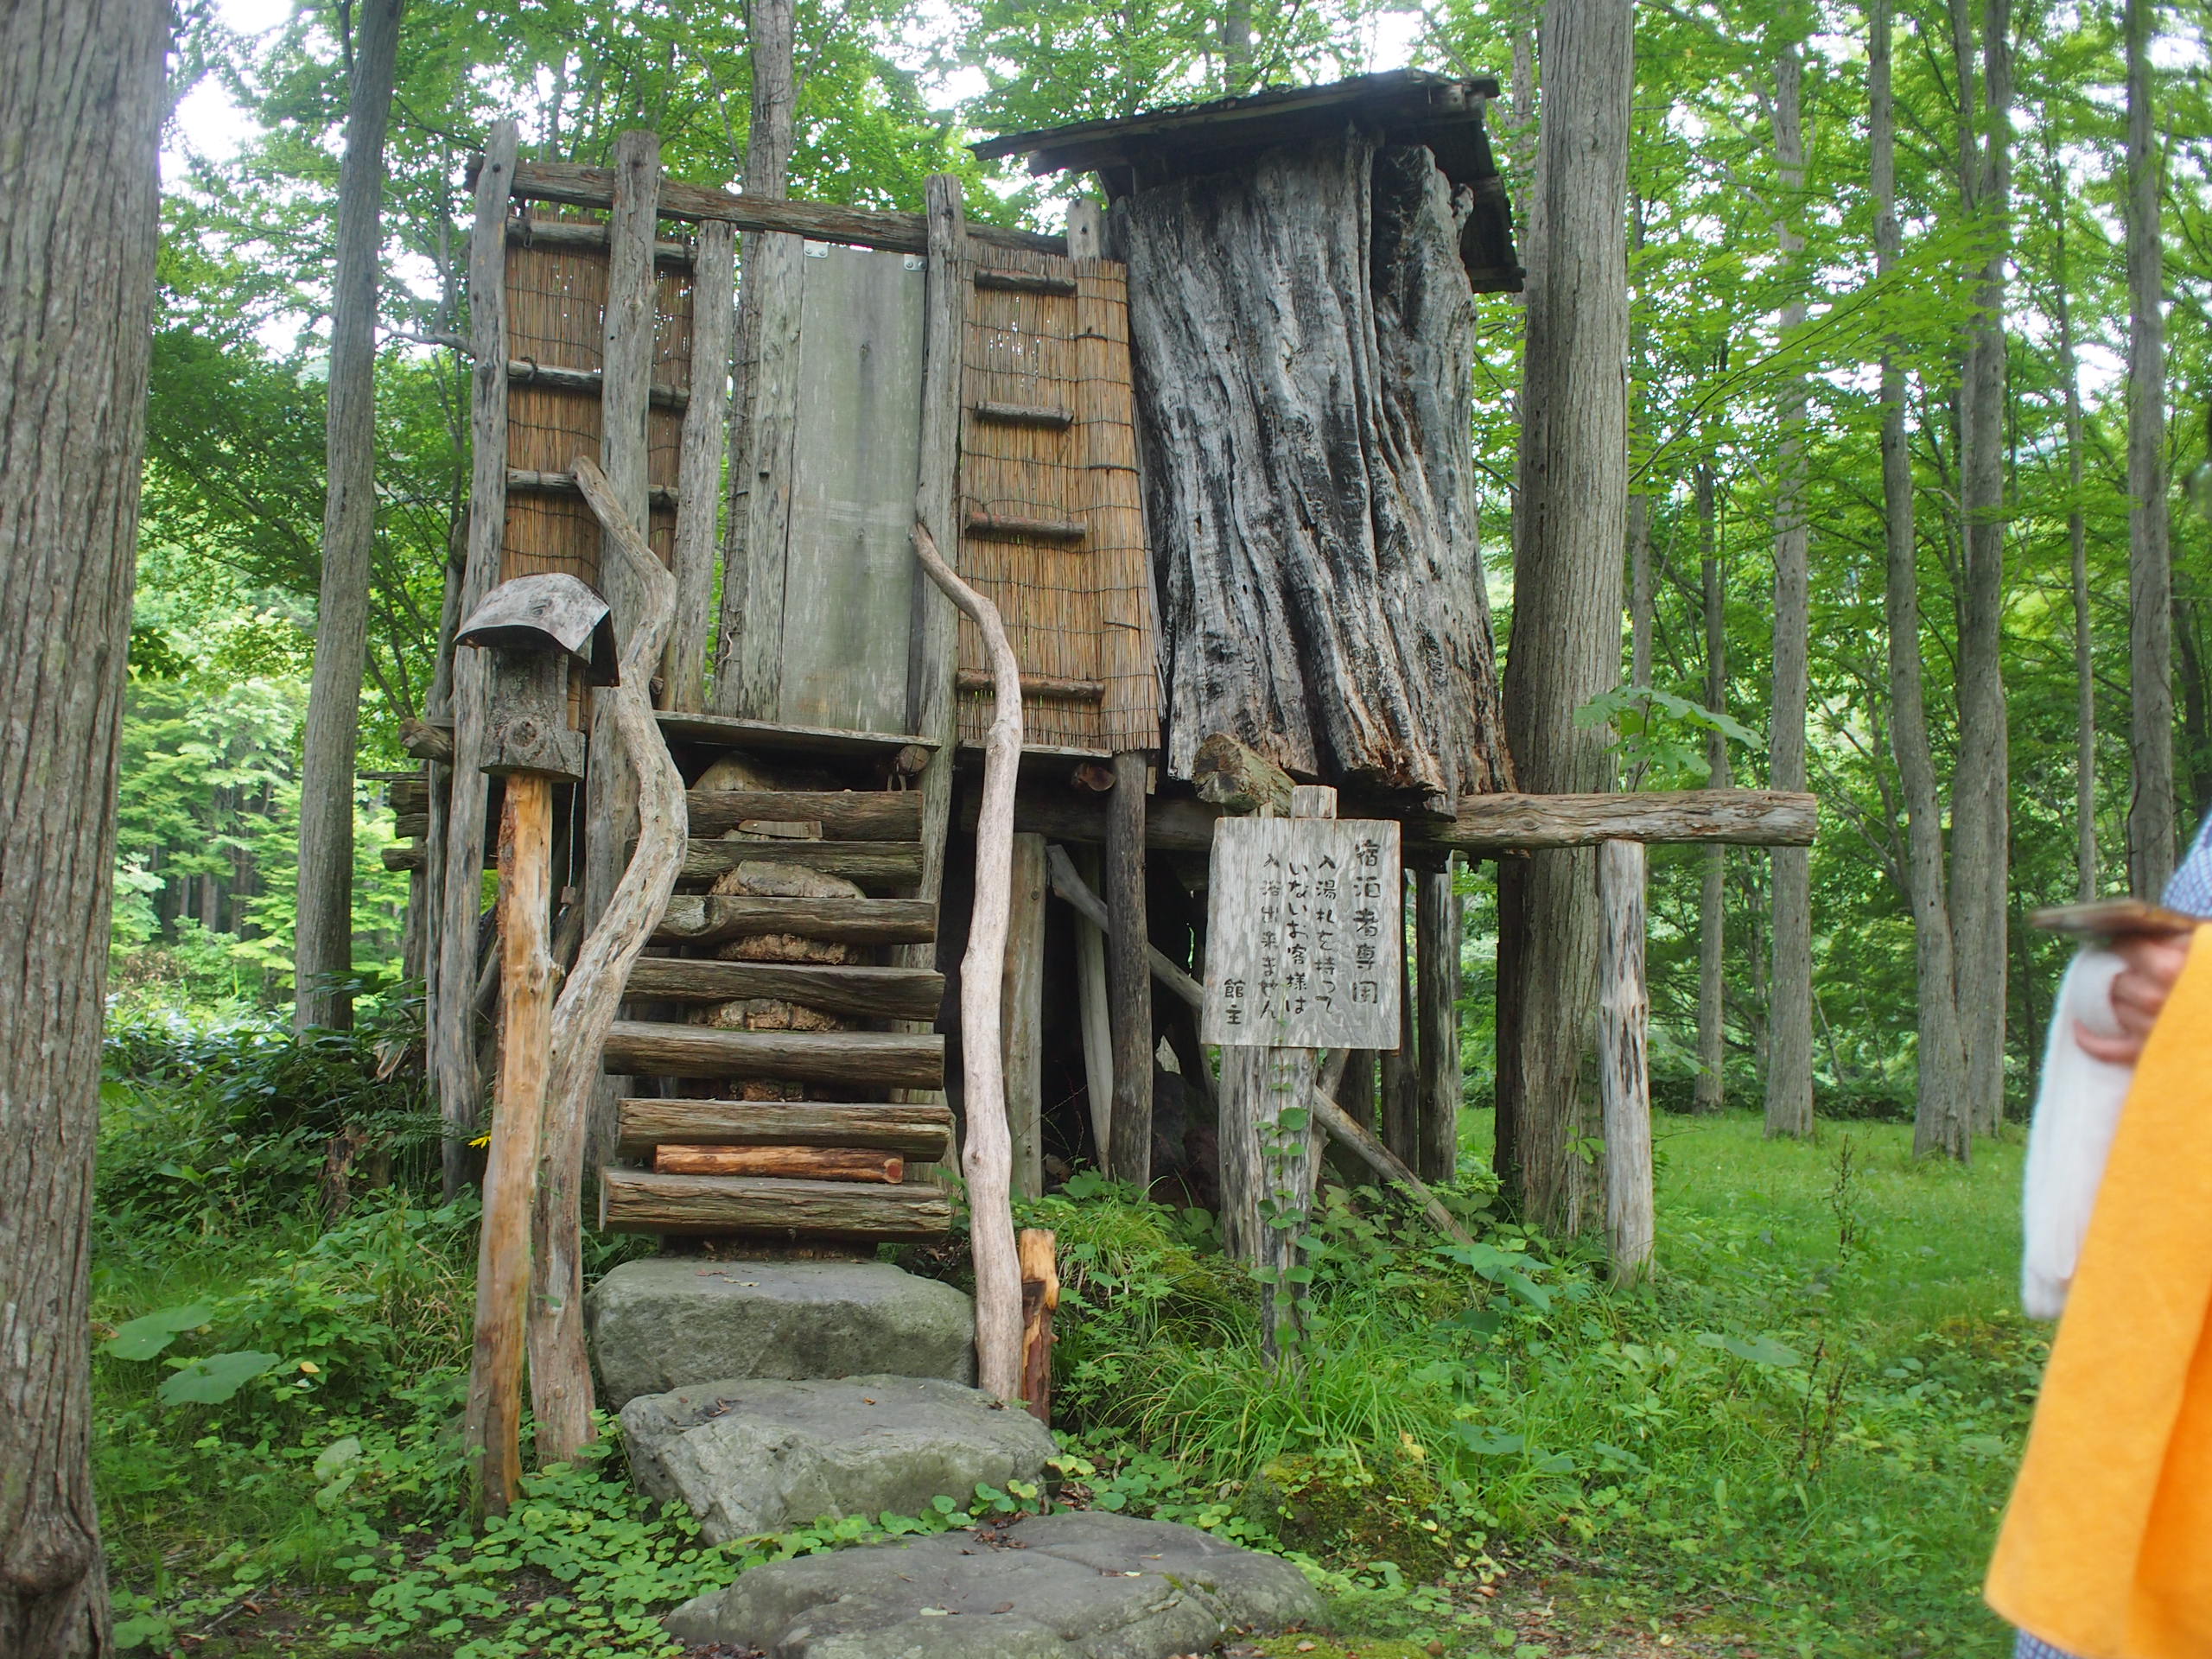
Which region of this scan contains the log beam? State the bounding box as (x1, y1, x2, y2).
(687, 789, 922, 840)
(652, 893, 936, 946)
(673, 837, 923, 891)
(598, 1169, 953, 1238)
(652, 1145, 905, 1182)
(600, 1020, 944, 1088)
(615, 1096, 954, 1160)
(622, 957, 944, 1021)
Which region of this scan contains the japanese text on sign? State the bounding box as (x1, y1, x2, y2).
(1201, 817, 1402, 1048)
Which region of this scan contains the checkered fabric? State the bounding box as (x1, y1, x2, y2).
(2015, 1635, 2081, 1659)
(2165, 812, 2212, 917)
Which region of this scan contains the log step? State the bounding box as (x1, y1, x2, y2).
(601, 1020, 944, 1088)
(955, 669, 1105, 703)
(674, 837, 923, 892)
(966, 511, 1086, 544)
(652, 894, 937, 947)
(623, 957, 944, 1022)
(686, 789, 923, 841)
(972, 399, 1073, 429)
(653, 710, 936, 762)
(616, 1097, 955, 1160)
(973, 269, 1077, 297)
(598, 1169, 952, 1240)
(652, 1145, 904, 1182)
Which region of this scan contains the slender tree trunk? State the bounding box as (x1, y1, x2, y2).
(713, 0, 796, 709)
(294, 0, 404, 1031)
(2050, 151, 2096, 900)
(2125, 0, 2173, 897)
(1219, 0, 1255, 91)
(1627, 189, 1652, 715)
(0, 7, 168, 1652)
(1764, 42, 1814, 1140)
(1946, 0, 2012, 1139)
(1875, 0, 1970, 1160)
(1695, 461, 1727, 1113)
(1497, 0, 1631, 1234)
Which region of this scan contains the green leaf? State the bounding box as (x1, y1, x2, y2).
(1453, 1426, 1525, 1456)
(104, 1304, 213, 1362)
(158, 1349, 281, 1406)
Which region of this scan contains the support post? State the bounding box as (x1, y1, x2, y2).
(1414, 860, 1462, 1185)
(1072, 845, 1115, 1166)
(465, 774, 555, 1516)
(1105, 751, 1152, 1186)
(665, 217, 734, 709)
(1379, 873, 1416, 1165)
(1003, 831, 1046, 1198)
(1598, 839, 1655, 1285)
(436, 118, 519, 1200)
(1018, 1227, 1058, 1425)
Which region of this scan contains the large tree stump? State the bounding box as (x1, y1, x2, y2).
(1119, 129, 1512, 804)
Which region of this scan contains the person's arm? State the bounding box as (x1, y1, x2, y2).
(2076, 931, 2194, 1065)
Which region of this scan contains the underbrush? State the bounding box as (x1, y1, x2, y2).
(91, 1044, 2037, 1659)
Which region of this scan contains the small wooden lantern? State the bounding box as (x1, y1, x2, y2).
(455, 572, 614, 783)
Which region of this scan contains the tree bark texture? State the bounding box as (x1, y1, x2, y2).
(2050, 155, 2097, 902)
(294, 0, 404, 1033)
(1497, 0, 1631, 1234)
(1105, 753, 1152, 1186)
(1120, 129, 1511, 803)
(1695, 463, 1727, 1114)
(1597, 842, 1653, 1284)
(1947, 0, 2013, 1139)
(1414, 866, 1461, 1185)
(0, 6, 167, 1651)
(1764, 42, 1815, 1141)
(2125, 0, 2173, 899)
(1874, 0, 1971, 1160)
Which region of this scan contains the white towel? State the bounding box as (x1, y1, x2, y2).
(2021, 948, 2135, 1319)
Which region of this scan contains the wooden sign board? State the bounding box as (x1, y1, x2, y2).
(1201, 817, 1402, 1048)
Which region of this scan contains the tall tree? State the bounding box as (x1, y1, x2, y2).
(1497, 0, 1632, 1232)
(0, 4, 168, 1651)
(1874, 0, 1970, 1160)
(1947, 0, 2012, 1138)
(1764, 37, 1815, 1139)
(2048, 143, 2096, 901)
(292, 0, 404, 1031)
(2125, 0, 2173, 896)
(1696, 460, 1728, 1113)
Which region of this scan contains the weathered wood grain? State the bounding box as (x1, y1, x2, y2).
(1019, 1228, 1058, 1424)
(652, 893, 936, 946)
(1414, 864, 1460, 1185)
(1105, 752, 1151, 1186)
(686, 789, 922, 840)
(721, 231, 804, 719)
(616, 1096, 954, 1159)
(505, 218, 693, 267)
(1122, 129, 1510, 801)
(1192, 730, 1294, 817)
(622, 956, 944, 1020)
(506, 158, 1063, 257)
(598, 1169, 953, 1238)
(652, 1144, 905, 1182)
(600, 1020, 944, 1088)
(505, 359, 688, 410)
(655, 709, 931, 760)
(955, 669, 1104, 702)
(505, 468, 679, 511)
(1598, 841, 1654, 1285)
(666, 217, 734, 710)
(1435, 789, 1817, 849)
(1002, 833, 1046, 1199)
(671, 837, 922, 890)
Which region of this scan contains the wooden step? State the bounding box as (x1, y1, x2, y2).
(616, 1097, 954, 1160)
(653, 1146, 905, 1182)
(601, 1020, 944, 1088)
(599, 1169, 952, 1239)
(624, 957, 944, 1021)
(652, 895, 936, 947)
(687, 789, 923, 841)
(654, 710, 934, 761)
(676, 838, 923, 892)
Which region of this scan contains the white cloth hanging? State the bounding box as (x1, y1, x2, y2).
(2020, 948, 2134, 1320)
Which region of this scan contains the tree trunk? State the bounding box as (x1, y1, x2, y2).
(0, 5, 167, 1652)
(1875, 0, 1970, 1160)
(1694, 462, 1727, 1114)
(2050, 146, 2096, 901)
(293, 0, 404, 1032)
(2125, 0, 2173, 898)
(1764, 42, 1815, 1141)
(1497, 0, 1631, 1233)
(713, 0, 796, 708)
(1120, 130, 1512, 804)
(1947, 0, 2013, 1140)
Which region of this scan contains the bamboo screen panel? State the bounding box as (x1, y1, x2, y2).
(956, 247, 1160, 753)
(501, 209, 690, 586)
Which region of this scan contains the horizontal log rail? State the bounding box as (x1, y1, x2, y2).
(652, 1145, 905, 1182)
(622, 956, 944, 1022)
(671, 837, 924, 890)
(600, 1020, 945, 1088)
(973, 400, 1073, 429)
(973, 269, 1078, 296)
(964, 511, 1087, 543)
(598, 1169, 952, 1238)
(652, 894, 938, 946)
(507, 358, 688, 410)
(955, 669, 1105, 702)
(506, 218, 693, 268)
(507, 468, 677, 512)
(503, 159, 1065, 258)
(685, 788, 923, 840)
(615, 1096, 955, 1160)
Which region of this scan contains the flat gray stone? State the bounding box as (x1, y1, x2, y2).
(587, 1258, 974, 1408)
(664, 1509, 1326, 1658)
(621, 1374, 1056, 1544)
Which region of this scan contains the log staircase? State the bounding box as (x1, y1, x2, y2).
(595, 715, 954, 1247)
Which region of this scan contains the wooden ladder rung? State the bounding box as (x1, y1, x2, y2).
(973, 269, 1077, 297)
(955, 669, 1105, 704)
(601, 1020, 944, 1089)
(615, 1096, 955, 1159)
(507, 468, 678, 512)
(972, 399, 1073, 429)
(652, 894, 938, 947)
(965, 511, 1086, 544)
(598, 1169, 952, 1240)
(624, 957, 944, 1022)
(507, 358, 688, 410)
(671, 837, 923, 892)
(685, 788, 922, 840)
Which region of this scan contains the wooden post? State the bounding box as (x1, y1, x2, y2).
(665, 217, 734, 710)
(720, 229, 804, 717)
(1599, 840, 1655, 1284)
(1071, 845, 1115, 1166)
(435, 119, 519, 1200)
(465, 775, 555, 1516)
(1379, 873, 1416, 1166)
(1105, 751, 1151, 1186)
(1018, 1228, 1058, 1425)
(1414, 860, 1462, 1185)
(1003, 831, 1046, 1198)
